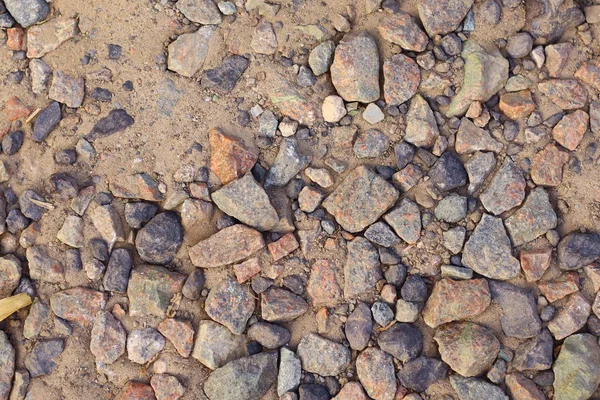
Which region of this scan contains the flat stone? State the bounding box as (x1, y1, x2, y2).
(356, 348, 396, 400)
(212, 174, 278, 231)
(50, 287, 105, 326)
(23, 299, 49, 340)
(25, 339, 64, 377)
(26, 246, 64, 283)
(158, 318, 195, 358)
(499, 90, 536, 120)
(428, 152, 468, 191)
(383, 54, 420, 106)
(167, 26, 216, 77)
(203, 352, 278, 400)
(345, 302, 372, 351)
(404, 94, 439, 148)
(127, 328, 165, 364)
(333, 382, 369, 400)
(434, 194, 467, 223)
(364, 222, 400, 247)
(530, 143, 569, 187)
(90, 311, 126, 364)
(309, 40, 335, 76)
(520, 248, 552, 282)
(277, 347, 301, 396)
(450, 375, 509, 400)
(270, 74, 318, 125)
(490, 281, 541, 338)
(267, 233, 299, 261)
(538, 79, 587, 110)
(265, 138, 311, 187)
(384, 198, 421, 244)
(202, 55, 249, 93)
(378, 11, 428, 51)
(330, 32, 380, 102)
(505, 188, 557, 246)
(247, 322, 290, 349)
(4, 0, 49, 28)
(192, 320, 245, 369)
(465, 151, 496, 194)
(343, 237, 382, 299)
(418, 0, 475, 36)
(513, 329, 554, 371)
(127, 265, 185, 318)
(26, 17, 77, 58)
(323, 165, 398, 233)
(33, 101, 61, 142)
(557, 232, 600, 270)
(548, 292, 591, 340)
(306, 259, 342, 307)
(378, 323, 423, 362)
(456, 118, 502, 154)
(480, 158, 525, 215)
(435, 322, 500, 377)
(552, 110, 589, 151)
(205, 277, 254, 334)
(297, 333, 351, 376)
(189, 224, 265, 268)
(553, 333, 600, 400)
(117, 382, 156, 400)
(110, 173, 165, 201)
(56, 215, 84, 248)
(177, 0, 222, 24)
(86, 109, 135, 141)
(261, 287, 308, 322)
(49, 71, 84, 108)
(150, 374, 185, 400)
(397, 357, 447, 392)
(251, 21, 277, 54)
(423, 278, 491, 328)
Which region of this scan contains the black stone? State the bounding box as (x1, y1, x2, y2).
(18, 190, 47, 221)
(50, 173, 79, 199)
(124, 202, 158, 229)
(122, 80, 134, 91)
(135, 212, 183, 264)
(90, 87, 113, 102)
(86, 109, 134, 140)
(33, 102, 61, 142)
(2, 130, 23, 155)
(107, 44, 122, 60)
(96, 191, 114, 205)
(103, 248, 133, 293)
(54, 149, 77, 165)
(201, 55, 249, 93)
(65, 249, 83, 271)
(378, 323, 423, 362)
(299, 384, 331, 400)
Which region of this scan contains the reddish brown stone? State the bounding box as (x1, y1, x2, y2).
(538, 79, 588, 110)
(270, 74, 318, 125)
(233, 257, 261, 283)
(552, 110, 589, 150)
(110, 173, 165, 201)
(157, 318, 195, 358)
(26, 17, 78, 58)
(378, 11, 428, 52)
(6, 27, 24, 50)
(298, 186, 324, 213)
(392, 164, 423, 192)
(117, 382, 156, 400)
(548, 292, 591, 340)
(332, 382, 369, 400)
(150, 374, 185, 400)
(530, 143, 569, 187)
(267, 233, 299, 262)
(188, 224, 265, 268)
(506, 373, 545, 400)
(209, 128, 258, 185)
(188, 182, 211, 201)
(50, 287, 106, 326)
(455, 118, 502, 154)
(356, 348, 397, 400)
(520, 248, 552, 282)
(423, 278, 491, 328)
(538, 272, 579, 303)
(585, 264, 600, 292)
(4, 96, 32, 121)
(383, 54, 420, 106)
(261, 287, 308, 322)
(307, 259, 343, 307)
(575, 59, 600, 91)
(499, 90, 536, 120)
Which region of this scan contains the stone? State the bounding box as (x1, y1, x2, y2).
(353, 129, 389, 158)
(177, 0, 221, 24)
(362, 104, 384, 125)
(151, 374, 185, 400)
(247, 322, 290, 349)
(343, 237, 382, 299)
(157, 318, 194, 359)
(490, 281, 541, 338)
(103, 248, 133, 293)
(323, 166, 398, 233)
(203, 352, 278, 400)
(261, 288, 308, 322)
(309, 40, 335, 76)
(19, 190, 48, 222)
(531, 143, 569, 187)
(575, 60, 600, 92)
(127, 265, 185, 318)
(553, 333, 600, 400)
(455, 118, 502, 154)
(306, 259, 342, 307)
(512, 329, 553, 372)
(435, 322, 500, 377)
(383, 54, 420, 106)
(268, 233, 299, 261)
(90, 311, 126, 364)
(552, 110, 589, 151)
(3, 0, 49, 28)
(127, 328, 165, 364)
(205, 277, 254, 335)
(538, 79, 587, 110)
(56, 215, 84, 248)
(429, 152, 468, 191)
(378, 12, 428, 51)
(202, 55, 249, 93)
(265, 138, 311, 187)
(499, 90, 536, 120)
(86, 109, 135, 140)
(364, 222, 400, 247)
(305, 168, 333, 188)
(481, 158, 525, 215)
(527, 0, 584, 44)
(356, 348, 396, 400)
(446, 42, 509, 118)
(25, 339, 64, 377)
(278, 347, 301, 396)
(0, 255, 20, 297)
(30, 59, 52, 94)
(270, 74, 318, 125)
(50, 287, 105, 326)
(450, 375, 509, 400)
(33, 101, 61, 142)
(333, 382, 368, 400)
(322, 95, 347, 123)
(395, 299, 420, 322)
(117, 382, 156, 400)
(49, 71, 85, 108)
(0, 332, 13, 400)
(558, 233, 600, 270)
(548, 292, 591, 340)
(384, 198, 421, 244)
(505, 188, 557, 246)
(506, 373, 545, 400)
(212, 174, 278, 231)
(167, 26, 216, 77)
(9, 369, 28, 400)
(109, 173, 164, 201)
(372, 301, 395, 326)
(26, 17, 77, 58)
(26, 246, 64, 283)
(404, 94, 439, 148)
(418, 0, 474, 36)
(401, 275, 428, 302)
(397, 357, 447, 392)
(435, 194, 467, 223)
(330, 32, 380, 102)
(466, 151, 496, 194)
(189, 224, 264, 268)
(2, 131, 23, 156)
(192, 320, 245, 369)
(23, 299, 49, 340)
(251, 21, 277, 54)
(378, 323, 423, 362)
(345, 302, 372, 351)
(209, 128, 258, 185)
(423, 278, 490, 328)
(297, 333, 351, 376)
(90, 205, 125, 250)
(506, 32, 534, 59)
(520, 248, 552, 282)
(259, 110, 278, 137)
(233, 258, 261, 283)
(545, 43, 573, 77)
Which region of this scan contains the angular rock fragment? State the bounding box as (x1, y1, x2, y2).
(158, 318, 195, 358)
(26, 17, 78, 58)
(428, 152, 468, 191)
(383, 54, 420, 106)
(378, 12, 428, 51)
(49, 71, 85, 108)
(384, 199, 421, 244)
(127, 328, 165, 364)
(450, 375, 509, 400)
(553, 333, 600, 400)
(110, 173, 165, 201)
(191, 320, 245, 369)
(397, 357, 447, 392)
(404, 94, 439, 148)
(356, 348, 396, 400)
(127, 265, 185, 318)
(86, 109, 135, 141)
(202, 55, 249, 93)
(25, 339, 64, 377)
(265, 138, 311, 187)
(490, 281, 541, 339)
(558, 232, 600, 270)
(465, 151, 496, 194)
(377, 323, 423, 362)
(345, 302, 372, 351)
(167, 26, 216, 77)
(50, 287, 105, 326)
(307, 259, 342, 307)
(418, 0, 475, 36)
(205, 277, 254, 335)
(456, 118, 502, 154)
(177, 0, 222, 24)
(538, 79, 587, 110)
(343, 237, 382, 299)
(278, 347, 301, 396)
(504, 188, 557, 247)
(0, 332, 13, 400)
(90, 311, 126, 364)
(297, 333, 351, 376)
(548, 292, 591, 340)
(261, 288, 308, 322)
(513, 329, 554, 372)
(530, 143, 569, 187)
(26, 246, 64, 283)
(209, 127, 258, 185)
(33, 101, 61, 142)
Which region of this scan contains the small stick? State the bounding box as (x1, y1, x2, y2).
(0, 293, 32, 322)
(25, 108, 41, 125)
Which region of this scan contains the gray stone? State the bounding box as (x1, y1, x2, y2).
(309, 40, 335, 76)
(435, 194, 467, 223)
(378, 323, 423, 362)
(506, 32, 534, 59)
(4, 0, 49, 28)
(297, 333, 351, 376)
(481, 158, 526, 215)
(548, 292, 591, 340)
(397, 357, 447, 392)
(364, 222, 400, 247)
(345, 302, 372, 351)
(103, 248, 132, 293)
(177, 0, 222, 24)
(343, 237, 382, 299)
(167, 26, 216, 77)
(251, 21, 277, 55)
(513, 329, 554, 371)
(247, 322, 290, 349)
(192, 320, 246, 370)
(356, 348, 396, 400)
(505, 187, 557, 246)
(205, 277, 254, 334)
(384, 198, 421, 244)
(261, 288, 308, 322)
(25, 339, 64, 377)
(30, 59, 52, 95)
(465, 151, 496, 194)
(127, 328, 165, 364)
(201, 55, 249, 93)
(558, 232, 600, 271)
(86, 109, 135, 141)
(553, 333, 600, 400)
(429, 152, 467, 191)
(442, 227, 466, 254)
(23, 299, 49, 340)
(49, 71, 85, 108)
(405, 94, 439, 148)
(266, 138, 312, 187)
(450, 375, 509, 400)
(90, 311, 126, 364)
(135, 212, 183, 264)
(490, 281, 541, 339)
(33, 102, 61, 142)
(124, 202, 158, 229)
(371, 301, 395, 326)
(278, 347, 301, 396)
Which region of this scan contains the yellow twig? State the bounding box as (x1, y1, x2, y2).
(0, 293, 32, 322)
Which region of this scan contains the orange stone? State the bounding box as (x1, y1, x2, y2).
(575, 59, 600, 91)
(117, 382, 156, 400)
(333, 382, 369, 400)
(307, 259, 343, 307)
(7, 27, 24, 51)
(499, 90, 536, 120)
(552, 110, 589, 151)
(520, 248, 552, 282)
(538, 271, 579, 303)
(4, 96, 32, 121)
(267, 232, 299, 262)
(530, 144, 569, 187)
(209, 127, 258, 185)
(233, 257, 261, 283)
(505, 373, 546, 400)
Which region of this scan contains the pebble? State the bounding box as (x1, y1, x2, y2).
(428, 152, 467, 191)
(384, 198, 421, 244)
(504, 187, 557, 246)
(191, 320, 245, 369)
(86, 109, 135, 140)
(362, 103, 384, 125)
(265, 138, 311, 187)
(3, 0, 49, 28)
(343, 237, 382, 298)
(378, 322, 423, 362)
(117, 382, 155, 400)
(23, 299, 49, 339)
(545, 43, 573, 77)
(480, 157, 525, 215)
(538, 79, 587, 110)
(309, 40, 335, 76)
(103, 248, 132, 293)
(513, 329, 553, 371)
(167, 26, 216, 77)
(177, 0, 222, 24)
(297, 333, 351, 376)
(397, 356, 447, 392)
(127, 328, 165, 364)
(135, 212, 183, 264)
(90, 204, 125, 250)
(261, 287, 308, 322)
(205, 277, 254, 334)
(345, 302, 372, 350)
(506, 32, 534, 59)
(450, 375, 508, 400)
(371, 301, 395, 326)
(48, 71, 85, 108)
(553, 333, 600, 399)
(2, 131, 23, 155)
(557, 232, 600, 270)
(404, 94, 439, 148)
(25, 339, 64, 377)
(124, 202, 158, 229)
(9, 369, 29, 400)
(383, 54, 420, 106)
(530, 143, 569, 187)
(552, 110, 589, 151)
(90, 311, 126, 364)
(378, 11, 428, 51)
(548, 293, 591, 340)
(33, 102, 61, 142)
(490, 281, 541, 338)
(356, 348, 396, 400)
(353, 129, 389, 158)
(322, 95, 347, 123)
(127, 265, 185, 318)
(364, 222, 400, 247)
(0, 255, 20, 297)
(435, 194, 467, 223)
(26, 245, 64, 283)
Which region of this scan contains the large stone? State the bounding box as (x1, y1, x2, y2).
(480, 158, 525, 215)
(345, 302, 372, 351)
(404, 94, 439, 148)
(158, 318, 195, 358)
(423, 278, 490, 328)
(397, 357, 447, 392)
(383, 54, 420, 106)
(177, 0, 221, 24)
(205, 277, 254, 334)
(330, 32, 380, 102)
(191, 320, 245, 370)
(557, 232, 600, 270)
(26, 17, 77, 58)
(450, 375, 509, 400)
(377, 323, 423, 362)
(343, 237, 382, 299)
(456, 118, 502, 154)
(297, 333, 351, 376)
(378, 12, 428, 51)
(527, 0, 585, 44)
(189, 224, 265, 268)
(49, 71, 85, 108)
(435, 322, 500, 377)
(265, 138, 311, 187)
(548, 292, 591, 340)
(538, 79, 587, 110)
(4, 0, 49, 28)
(50, 287, 105, 326)
(552, 110, 589, 151)
(323, 166, 398, 233)
(505, 188, 557, 246)
(418, 0, 475, 36)
(462, 214, 520, 280)
(278, 347, 301, 396)
(167, 26, 216, 77)
(489, 281, 541, 339)
(90, 311, 126, 364)
(428, 152, 468, 191)
(212, 174, 279, 231)
(356, 348, 396, 400)
(203, 352, 278, 400)
(446, 42, 509, 118)
(127, 328, 165, 364)
(513, 329, 554, 371)
(209, 127, 258, 185)
(127, 265, 185, 318)
(384, 198, 421, 244)
(553, 334, 600, 400)
(261, 288, 308, 322)
(25, 339, 64, 377)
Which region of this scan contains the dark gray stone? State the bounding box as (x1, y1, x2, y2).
(103, 248, 132, 293)
(33, 102, 61, 142)
(378, 323, 423, 362)
(364, 222, 400, 247)
(401, 275, 428, 302)
(397, 356, 447, 392)
(428, 152, 467, 191)
(450, 375, 509, 400)
(4, 0, 49, 28)
(2, 131, 23, 155)
(202, 55, 249, 93)
(135, 212, 183, 264)
(19, 190, 47, 221)
(86, 109, 135, 140)
(490, 281, 541, 339)
(124, 202, 159, 229)
(299, 384, 330, 400)
(558, 232, 600, 270)
(513, 329, 554, 371)
(394, 141, 415, 170)
(182, 269, 205, 300)
(25, 339, 64, 377)
(345, 302, 372, 351)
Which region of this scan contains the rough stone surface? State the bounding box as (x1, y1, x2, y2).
(177, 0, 222, 24)
(505, 188, 557, 246)
(466, 151, 496, 194)
(557, 233, 600, 271)
(384, 198, 421, 244)
(343, 237, 382, 299)
(90, 311, 126, 364)
(480, 158, 526, 215)
(86, 109, 135, 140)
(192, 320, 245, 369)
(4, 0, 49, 28)
(538, 79, 588, 110)
(127, 265, 185, 318)
(531, 143, 569, 187)
(513, 329, 554, 371)
(450, 375, 509, 400)
(209, 128, 258, 185)
(456, 118, 502, 154)
(490, 281, 541, 339)
(418, 0, 475, 36)
(205, 277, 254, 335)
(378, 12, 428, 51)
(49, 71, 85, 108)
(356, 348, 396, 400)
(428, 152, 468, 191)
(548, 292, 591, 340)
(296, 333, 351, 376)
(345, 302, 372, 351)
(33, 101, 61, 142)
(50, 287, 105, 326)
(397, 357, 447, 392)
(553, 333, 600, 400)
(158, 318, 195, 358)
(135, 212, 183, 264)
(26, 17, 78, 58)
(261, 288, 308, 322)
(552, 110, 589, 151)
(25, 339, 64, 377)
(167, 26, 216, 77)
(278, 347, 301, 396)
(383, 54, 420, 106)
(306, 259, 342, 307)
(265, 138, 311, 187)
(377, 323, 423, 362)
